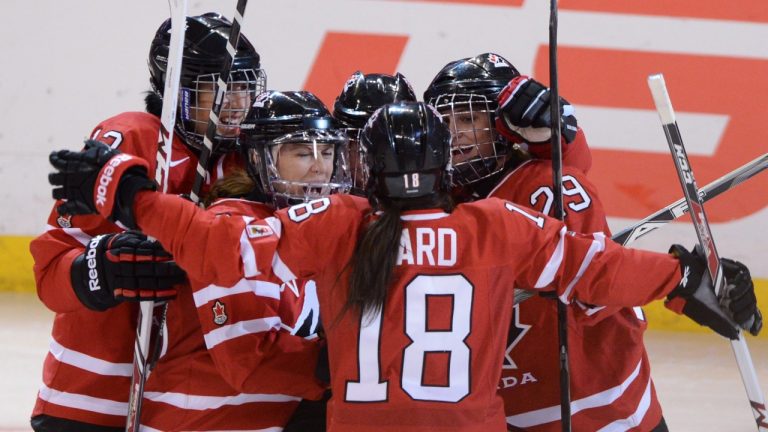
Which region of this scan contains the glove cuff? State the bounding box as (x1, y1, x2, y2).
(92, 153, 150, 221)
(70, 236, 120, 311)
(113, 170, 157, 229)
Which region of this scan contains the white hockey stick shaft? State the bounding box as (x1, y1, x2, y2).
(648, 73, 767, 431)
(126, 1, 188, 430)
(189, 0, 249, 204)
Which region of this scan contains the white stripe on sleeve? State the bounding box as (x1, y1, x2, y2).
(559, 232, 606, 303)
(193, 279, 281, 307)
(203, 317, 282, 349)
(534, 226, 567, 288)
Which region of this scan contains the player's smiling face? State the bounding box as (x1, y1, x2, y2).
(190, 81, 251, 138)
(272, 142, 335, 194)
(439, 104, 495, 164)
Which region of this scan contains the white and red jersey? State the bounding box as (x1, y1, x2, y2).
(29, 112, 241, 427)
(138, 198, 326, 431)
(131, 191, 681, 432)
(490, 159, 663, 431)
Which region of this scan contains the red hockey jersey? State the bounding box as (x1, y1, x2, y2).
(130, 191, 682, 432)
(138, 198, 326, 431)
(491, 160, 663, 431)
(30, 112, 241, 427)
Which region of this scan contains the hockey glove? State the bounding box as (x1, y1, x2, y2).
(49, 140, 156, 229)
(666, 244, 744, 340)
(720, 258, 762, 336)
(495, 75, 578, 145)
(70, 231, 186, 311)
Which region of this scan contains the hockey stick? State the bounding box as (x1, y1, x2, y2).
(126, 0, 188, 430)
(547, 1, 571, 430)
(648, 73, 768, 432)
(613, 151, 768, 246)
(189, 0, 250, 204)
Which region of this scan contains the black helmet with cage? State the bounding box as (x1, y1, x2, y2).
(148, 12, 267, 156)
(423, 53, 520, 186)
(332, 71, 418, 195)
(361, 101, 452, 201)
(239, 90, 351, 208)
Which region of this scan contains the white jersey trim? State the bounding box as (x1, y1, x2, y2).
(193, 279, 281, 307)
(241, 216, 260, 277)
(400, 212, 449, 221)
(45, 224, 91, 246)
(49, 339, 132, 377)
(559, 232, 606, 303)
(141, 426, 282, 432)
(596, 377, 653, 432)
(534, 226, 567, 289)
(272, 252, 297, 284)
(37, 383, 128, 416)
(203, 317, 282, 349)
(143, 390, 300, 410)
(507, 359, 646, 428)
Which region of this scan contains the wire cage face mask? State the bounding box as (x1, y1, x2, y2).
(432, 93, 508, 186)
(263, 129, 351, 208)
(180, 68, 267, 153)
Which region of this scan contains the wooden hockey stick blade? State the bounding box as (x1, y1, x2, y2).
(648, 73, 768, 432)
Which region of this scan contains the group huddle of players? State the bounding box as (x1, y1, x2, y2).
(31, 12, 762, 432)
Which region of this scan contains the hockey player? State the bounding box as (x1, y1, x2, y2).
(29, 13, 265, 431)
(47, 101, 761, 432)
(136, 91, 348, 431)
(424, 53, 762, 431)
(332, 71, 417, 194)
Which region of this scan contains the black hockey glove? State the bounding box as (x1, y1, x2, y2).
(70, 231, 186, 311)
(49, 140, 156, 229)
(495, 75, 578, 144)
(665, 244, 761, 340)
(720, 258, 762, 336)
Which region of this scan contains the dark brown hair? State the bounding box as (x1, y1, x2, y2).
(203, 169, 257, 207)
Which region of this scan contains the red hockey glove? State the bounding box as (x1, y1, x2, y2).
(666, 245, 748, 340)
(495, 75, 578, 145)
(70, 231, 186, 311)
(49, 140, 156, 228)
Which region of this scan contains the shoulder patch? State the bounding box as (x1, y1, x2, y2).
(246, 224, 273, 238)
(57, 215, 72, 228)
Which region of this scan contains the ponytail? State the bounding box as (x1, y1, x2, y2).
(345, 192, 454, 321)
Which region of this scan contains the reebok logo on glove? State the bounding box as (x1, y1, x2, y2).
(96, 154, 134, 208)
(86, 235, 106, 292)
(680, 265, 690, 288)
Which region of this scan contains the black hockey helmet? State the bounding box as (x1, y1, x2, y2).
(332, 71, 418, 195)
(333, 72, 417, 129)
(361, 101, 452, 200)
(240, 90, 351, 208)
(148, 12, 267, 155)
(423, 53, 519, 186)
(423, 52, 519, 107)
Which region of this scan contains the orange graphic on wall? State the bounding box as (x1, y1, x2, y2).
(302, 32, 409, 108)
(533, 46, 768, 222)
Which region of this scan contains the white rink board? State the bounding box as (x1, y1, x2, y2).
(0, 0, 765, 277)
